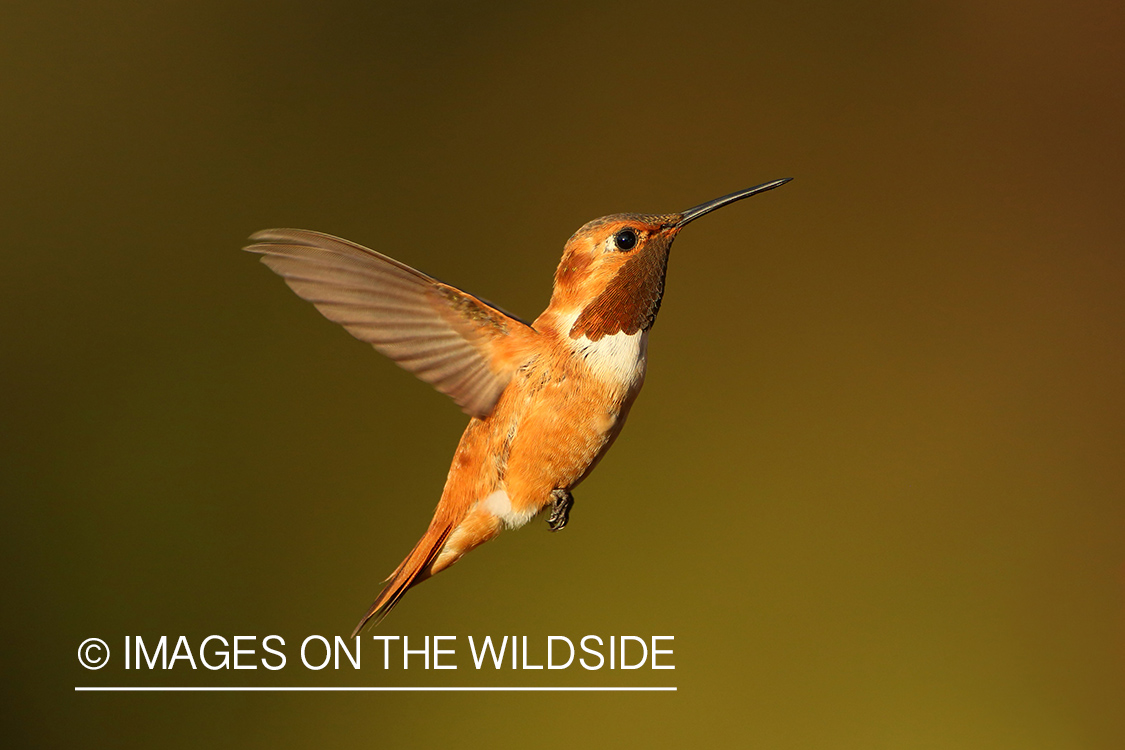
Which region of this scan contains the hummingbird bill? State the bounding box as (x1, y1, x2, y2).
(246, 178, 791, 635)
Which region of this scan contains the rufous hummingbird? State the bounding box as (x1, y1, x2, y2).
(246, 178, 791, 635)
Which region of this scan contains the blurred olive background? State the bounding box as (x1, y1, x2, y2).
(4, 0, 1123, 747)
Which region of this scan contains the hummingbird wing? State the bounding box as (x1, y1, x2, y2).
(246, 228, 534, 419)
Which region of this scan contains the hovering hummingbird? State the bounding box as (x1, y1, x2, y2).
(246, 178, 791, 634)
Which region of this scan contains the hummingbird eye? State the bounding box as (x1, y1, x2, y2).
(613, 229, 638, 251)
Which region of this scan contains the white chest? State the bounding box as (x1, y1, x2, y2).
(570, 329, 649, 389)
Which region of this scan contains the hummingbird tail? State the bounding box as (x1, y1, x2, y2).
(350, 524, 454, 637)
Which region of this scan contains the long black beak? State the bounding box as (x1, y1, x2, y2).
(676, 178, 792, 227)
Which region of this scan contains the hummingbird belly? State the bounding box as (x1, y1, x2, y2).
(487, 328, 649, 526)
(425, 322, 651, 577)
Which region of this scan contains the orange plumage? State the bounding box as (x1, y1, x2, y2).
(245, 179, 790, 633)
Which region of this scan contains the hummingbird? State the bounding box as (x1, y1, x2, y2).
(246, 178, 791, 635)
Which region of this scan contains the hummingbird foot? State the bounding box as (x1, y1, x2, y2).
(547, 489, 574, 532)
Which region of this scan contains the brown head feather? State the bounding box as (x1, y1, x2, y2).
(550, 213, 681, 341)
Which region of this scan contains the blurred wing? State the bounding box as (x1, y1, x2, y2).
(246, 228, 534, 419)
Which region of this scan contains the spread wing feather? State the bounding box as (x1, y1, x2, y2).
(246, 228, 534, 419)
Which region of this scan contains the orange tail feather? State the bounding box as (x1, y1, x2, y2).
(350, 524, 453, 637)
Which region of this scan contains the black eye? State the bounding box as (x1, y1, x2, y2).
(614, 229, 638, 251)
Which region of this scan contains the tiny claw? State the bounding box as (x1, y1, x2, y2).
(547, 488, 574, 532)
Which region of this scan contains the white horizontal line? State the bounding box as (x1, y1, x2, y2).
(75, 686, 676, 692)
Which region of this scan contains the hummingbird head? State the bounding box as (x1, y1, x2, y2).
(550, 179, 792, 341)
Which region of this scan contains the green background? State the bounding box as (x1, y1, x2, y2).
(6, 0, 1123, 747)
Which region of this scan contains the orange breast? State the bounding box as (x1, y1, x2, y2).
(425, 317, 647, 572)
